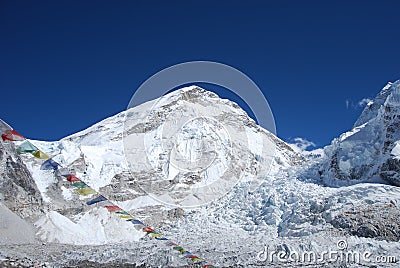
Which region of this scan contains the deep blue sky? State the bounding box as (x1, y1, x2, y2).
(1, 1, 399, 148)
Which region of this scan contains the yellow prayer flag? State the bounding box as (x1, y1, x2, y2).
(76, 188, 97, 196)
(119, 215, 134, 219)
(192, 257, 204, 263)
(149, 233, 164, 239)
(32, 150, 50, 159)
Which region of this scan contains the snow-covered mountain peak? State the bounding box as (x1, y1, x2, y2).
(63, 86, 253, 146)
(354, 80, 399, 128)
(123, 85, 282, 207)
(160, 85, 220, 100)
(134, 85, 252, 122)
(320, 79, 400, 186)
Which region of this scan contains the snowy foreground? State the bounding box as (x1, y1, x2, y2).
(1, 83, 400, 267)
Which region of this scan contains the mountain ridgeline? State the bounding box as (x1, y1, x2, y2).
(319, 81, 400, 186)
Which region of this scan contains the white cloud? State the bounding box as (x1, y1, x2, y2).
(358, 98, 373, 107)
(346, 98, 373, 110)
(292, 137, 316, 151)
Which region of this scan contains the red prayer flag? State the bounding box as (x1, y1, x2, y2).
(1, 130, 25, 141)
(187, 255, 199, 259)
(104, 205, 123, 212)
(67, 175, 81, 182)
(142, 227, 154, 233)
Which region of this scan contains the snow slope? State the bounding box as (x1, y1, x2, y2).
(392, 141, 400, 159)
(0, 202, 37, 245)
(13, 86, 302, 246)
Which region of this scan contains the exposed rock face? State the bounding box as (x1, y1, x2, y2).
(0, 140, 43, 219)
(331, 202, 400, 242)
(381, 157, 400, 186)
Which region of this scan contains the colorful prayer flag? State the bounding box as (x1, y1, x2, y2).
(67, 175, 81, 182)
(149, 233, 164, 239)
(173, 246, 184, 251)
(16, 141, 38, 154)
(187, 255, 199, 259)
(76, 188, 96, 196)
(104, 205, 123, 212)
(40, 158, 60, 170)
(32, 150, 50, 159)
(143, 227, 154, 233)
(1, 130, 25, 141)
(119, 215, 134, 219)
(86, 195, 107, 205)
(115, 211, 130, 215)
(192, 257, 204, 263)
(127, 219, 144, 225)
(71, 181, 89, 189)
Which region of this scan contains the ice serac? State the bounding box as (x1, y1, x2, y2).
(320, 80, 400, 186)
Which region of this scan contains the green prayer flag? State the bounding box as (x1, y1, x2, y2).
(71, 181, 89, 189)
(16, 141, 38, 154)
